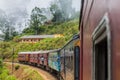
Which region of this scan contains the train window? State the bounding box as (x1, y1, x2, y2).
(92, 14, 111, 80)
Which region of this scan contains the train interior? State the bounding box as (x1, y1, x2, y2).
(95, 37, 108, 80)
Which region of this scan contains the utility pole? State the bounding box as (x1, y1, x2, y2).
(12, 48, 14, 74)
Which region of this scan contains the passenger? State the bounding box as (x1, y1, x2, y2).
(41, 56, 44, 65)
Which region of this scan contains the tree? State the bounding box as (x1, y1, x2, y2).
(30, 7, 47, 35)
(0, 11, 18, 41)
(1, 22, 18, 41)
(50, 3, 64, 22)
(0, 42, 11, 60)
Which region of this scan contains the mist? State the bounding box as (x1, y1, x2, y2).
(0, 0, 80, 33)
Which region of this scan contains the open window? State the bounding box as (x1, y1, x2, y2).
(92, 14, 111, 80)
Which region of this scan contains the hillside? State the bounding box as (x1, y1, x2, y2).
(0, 19, 79, 61)
(22, 19, 79, 36)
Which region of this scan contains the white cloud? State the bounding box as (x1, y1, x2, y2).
(27, 0, 52, 15)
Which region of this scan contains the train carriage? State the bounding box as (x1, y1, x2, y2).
(48, 49, 60, 72)
(18, 53, 25, 62)
(29, 53, 34, 63)
(42, 53, 49, 66)
(18, 52, 30, 63)
(37, 51, 49, 69)
(79, 0, 120, 80)
(59, 34, 80, 80)
(29, 52, 39, 65)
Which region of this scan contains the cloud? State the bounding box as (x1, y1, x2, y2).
(0, 0, 29, 11)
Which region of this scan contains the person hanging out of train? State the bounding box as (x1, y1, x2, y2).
(41, 56, 44, 65)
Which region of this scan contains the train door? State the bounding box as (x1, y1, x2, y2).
(92, 15, 111, 80)
(74, 46, 80, 80)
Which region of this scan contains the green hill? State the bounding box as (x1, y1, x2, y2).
(0, 19, 79, 60)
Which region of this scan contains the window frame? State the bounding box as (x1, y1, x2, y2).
(92, 13, 111, 80)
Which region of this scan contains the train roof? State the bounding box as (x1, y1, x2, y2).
(47, 49, 60, 53)
(18, 52, 32, 54)
(59, 34, 80, 50)
(18, 49, 60, 54)
(18, 51, 48, 54)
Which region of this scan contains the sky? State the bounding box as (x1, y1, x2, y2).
(0, 0, 80, 32)
(0, 0, 80, 15)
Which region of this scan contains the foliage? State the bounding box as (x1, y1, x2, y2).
(29, 7, 47, 35)
(50, 2, 64, 22)
(0, 42, 12, 59)
(0, 59, 3, 69)
(0, 63, 17, 80)
(22, 68, 44, 80)
(41, 19, 79, 36)
(0, 19, 79, 61)
(15, 65, 20, 71)
(49, 0, 79, 22)
(0, 11, 18, 41)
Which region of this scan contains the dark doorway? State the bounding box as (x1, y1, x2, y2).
(95, 37, 108, 80)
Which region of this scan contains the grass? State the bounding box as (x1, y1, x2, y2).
(22, 68, 44, 80)
(0, 65, 17, 80)
(5, 63, 44, 80)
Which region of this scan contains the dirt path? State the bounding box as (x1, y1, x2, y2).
(27, 64, 58, 80)
(5, 62, 58, 80)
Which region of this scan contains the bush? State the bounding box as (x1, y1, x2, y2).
(0, 66, 17, 80)
(6, 75, 16, 80)
(15, 65, 20, 70)
(0, 59, 3, 68)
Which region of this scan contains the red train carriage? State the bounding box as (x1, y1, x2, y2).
(18, 52, 30, 63)
(43, 53, 49, 66)
(29, 52, 39, 65)
(18, 54, 25, 62)
(79, 0, 120, 80)
(29, 53, 34, 63)
(38, 51, 49, 68)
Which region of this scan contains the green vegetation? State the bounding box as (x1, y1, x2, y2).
(0, 68, 16, 80)
(15, 65, 20, 70)
(23, 19, 79, 36)
(22, 68, 44, 80)
(0, 59, 17, 80)
(0, 19, 79, 61)
(0, 0, 79, 61)
(5, 63, 44, 80)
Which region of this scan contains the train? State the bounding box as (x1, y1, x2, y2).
(18, 0, 120, 80)
(18, 34, 80, 80)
